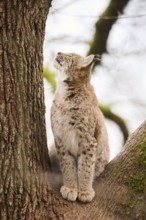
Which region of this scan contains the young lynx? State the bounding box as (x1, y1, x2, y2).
(51, 52, 110, 203)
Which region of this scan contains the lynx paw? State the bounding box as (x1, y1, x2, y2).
(60, 185, 78, 201)
(78, 189, 95, 203)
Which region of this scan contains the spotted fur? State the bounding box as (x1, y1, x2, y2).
(51, 52, 110, 202)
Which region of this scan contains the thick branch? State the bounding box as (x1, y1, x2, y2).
(88, 0, 130, 66)
(48, 121, 146, 219)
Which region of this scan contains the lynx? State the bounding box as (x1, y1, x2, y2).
(51, 52, 110, 203)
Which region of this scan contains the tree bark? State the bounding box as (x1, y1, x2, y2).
(0, 1, 52, 219)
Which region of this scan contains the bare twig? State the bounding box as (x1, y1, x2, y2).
(50, 0, 85, 15)
(53, 12, 146, 20)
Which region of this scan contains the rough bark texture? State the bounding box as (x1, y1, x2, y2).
(0, 1, 52, 219)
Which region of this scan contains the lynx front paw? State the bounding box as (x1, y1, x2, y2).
(78, 189, 95, 203)
(60, 185, 78, 202)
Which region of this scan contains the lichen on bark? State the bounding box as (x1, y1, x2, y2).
(124, 139, 146, 194)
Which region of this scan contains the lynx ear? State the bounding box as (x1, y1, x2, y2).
(80, 54, 101, 69)
(81, 55, 95, 68)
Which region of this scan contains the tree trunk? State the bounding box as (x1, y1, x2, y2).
(0, 1, 52, 219)
(0, 1, 146, 220)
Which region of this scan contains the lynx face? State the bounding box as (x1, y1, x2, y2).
(53, 52, 100, 82)
(54, 52, 82, 72)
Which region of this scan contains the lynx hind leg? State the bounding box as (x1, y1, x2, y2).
(94, 141, 110, 178)
(94, 122, 110, 178)
(94, 157, 109, 178)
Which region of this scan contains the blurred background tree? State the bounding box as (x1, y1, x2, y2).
(43, 67, 56, 92)
(43, 0, 146, 159)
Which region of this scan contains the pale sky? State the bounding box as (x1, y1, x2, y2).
(44, 0, 146, 160)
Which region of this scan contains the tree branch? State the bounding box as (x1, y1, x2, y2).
(88, 0, 130, 66)
(100, 104, 129, 142)
(49, 121, 146, 219)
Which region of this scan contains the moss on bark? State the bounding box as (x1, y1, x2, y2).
(124, 139, 146, 194)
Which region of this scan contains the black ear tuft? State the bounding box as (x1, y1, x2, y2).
(93, 54, 101, 61)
